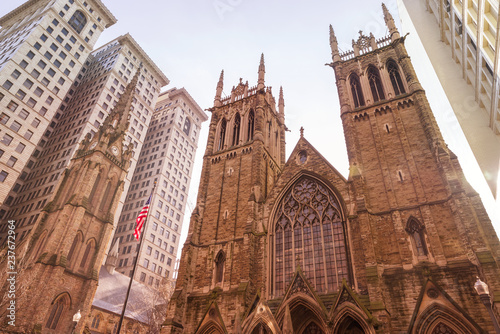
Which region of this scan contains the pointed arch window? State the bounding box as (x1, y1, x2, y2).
(46, 294, 68, 329)
(387, 60, 406, 96)
(67, 232, 82, 265)
(367, 66, 385, 102)
(99, 181, 111, 211)
(89, 174, 101, 204)
(68, 10, 87, 34)
(232, 113, 241, 146)
(349, 74, 365, 108)
(79, 239, 95, 271)
(214, 250, 225, 284)
(91, 314, 102, 329)
(406, 217, 427, 256)
(273, 176, 350, 296)
(247, 110, 255, 141)
(217, 119, 226, 151)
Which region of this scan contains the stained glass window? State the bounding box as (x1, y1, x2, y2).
(273, 176, 349, 295)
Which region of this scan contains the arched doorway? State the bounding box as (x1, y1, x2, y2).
(336, 316, 366, 334)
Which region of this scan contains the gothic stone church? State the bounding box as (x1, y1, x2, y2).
(162, 6, 500, 334)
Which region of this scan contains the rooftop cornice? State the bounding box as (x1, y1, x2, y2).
(116, 33, 169, 87)
(163, 87, 208, 121)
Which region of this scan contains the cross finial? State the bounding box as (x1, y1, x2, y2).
(300, 127, 304, 137)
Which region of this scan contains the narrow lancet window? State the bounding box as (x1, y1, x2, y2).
(247, 110, 254, 141)
(368, 66, 385, 102)
(350, 74, 365, 108)
(215, 251, 225, 283)
(217, 119, 226, 151)
(387, 60, 406, 96)
(232, 113, 241, 146)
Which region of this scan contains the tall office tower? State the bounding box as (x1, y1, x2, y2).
(113, 87, 207, 291)
(0, 0, 117, 204)
(0, 33, 168, 244)
(399, 0, 500, 200)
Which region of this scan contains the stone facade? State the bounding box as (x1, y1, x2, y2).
(0, 67, 140, 333)
(162, 5, 500, 334)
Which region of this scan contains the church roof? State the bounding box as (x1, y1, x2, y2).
(92, 266, 165, 324)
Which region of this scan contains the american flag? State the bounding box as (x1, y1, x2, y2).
(133, 195, 151, 240)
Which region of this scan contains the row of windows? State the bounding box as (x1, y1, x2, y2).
(349, 60, 406, 108)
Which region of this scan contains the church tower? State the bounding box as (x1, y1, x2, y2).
(163, 55, 286, 333)
(327, 4, 500, 333)
(0, 68, 139, 333)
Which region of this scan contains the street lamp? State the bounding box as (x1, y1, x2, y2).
(474, 277, 500, 334)
(72, 310, 82, 334)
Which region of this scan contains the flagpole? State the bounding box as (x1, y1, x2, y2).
(117, 179, 157, 334)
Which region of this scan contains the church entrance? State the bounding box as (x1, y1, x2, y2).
(335, 316, 366, 334)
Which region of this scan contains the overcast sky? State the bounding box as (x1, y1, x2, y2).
(2, 0, 498, 241)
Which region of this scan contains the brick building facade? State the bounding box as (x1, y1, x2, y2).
(162, 5, 500, 334)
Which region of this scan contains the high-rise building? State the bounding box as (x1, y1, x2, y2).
(113, 87, 207, 291)
(0, 33, 168, 244)
(399, 0, 500, 200)
(162, 6, 500, 334)
(0, 0, 117, 204)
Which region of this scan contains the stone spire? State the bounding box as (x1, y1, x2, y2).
(257, 53, 265, 90)
(278, 86, 285, 125)
(105, 240, 120, 274)
(278, 86, 285, 114)
(329, 25, 341, 63)
(382, 3, 400, 41)
(102, 64, 141, 148)
(214, 69, 224, 107)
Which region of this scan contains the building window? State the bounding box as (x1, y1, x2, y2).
(367, 66, 384, 102)
(45, 295, 67, 329)
(349, 74, 364, 108)
(387, 60, 406, 96)
(91, 314, 102, 329)
(217, 118, 226, 151)
(214, 250, 225, 283)
(405, 217, 428, 257)
(0, 171, 8, 182)
(247, 109, 255, 141)
(273, 176, 349, 296)
(232, 113, 241, 146)
(68, 10, 87, 33)
(183, 117, 191, 135)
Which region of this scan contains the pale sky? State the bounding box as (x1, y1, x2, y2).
(2, 0, 499, 245)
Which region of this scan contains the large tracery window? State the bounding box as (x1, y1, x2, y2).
(273, 176, 350, 296)
(367, 66, 385, 102)
(349, 74, 365, 108)
(387, 60, 406, 96)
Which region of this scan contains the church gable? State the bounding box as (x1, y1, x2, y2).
(265, 132, 352, 231)
(407, 279, 484, 334)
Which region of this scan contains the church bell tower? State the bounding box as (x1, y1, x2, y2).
(327, 4, 500, 333)
(163, 55, 286, 334)
(0, 68, 140, 333)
